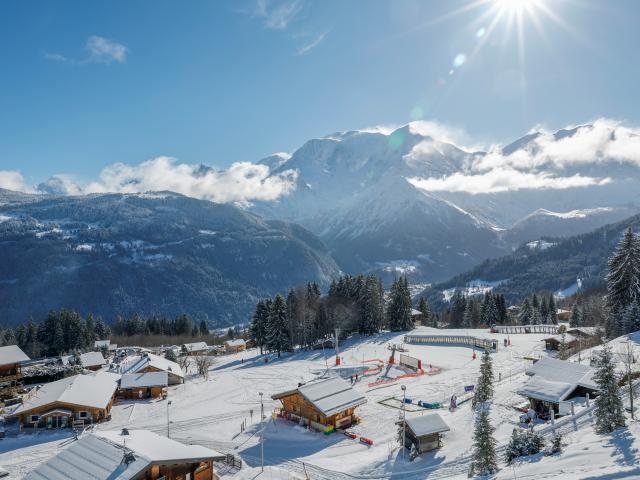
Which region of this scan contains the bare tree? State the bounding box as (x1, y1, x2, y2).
(618, 339, 637, 420)
(194, 355, 214, 378)
(178, 355, 190, 375)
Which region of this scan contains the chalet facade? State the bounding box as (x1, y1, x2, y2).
(401, 413, 450, 454)
(543, 333, 579, 351)
(224, 339, 246, 354)
(12, 371, 119, 429)
(272, 377, 367, 430)
(118, 372, 168, 400)
(26, 429, 225, 480)
(411, 309, 424, 326)
(181, 342, 208, 356)
(121, 353, 184, 385)
(80, 351, 106, 371)
(517, 357, 599, 418)
(0, 345, 29, 395)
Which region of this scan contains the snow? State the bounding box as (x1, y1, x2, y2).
(198, 229, 217, 235)
(517, 377, 580, 403)
(525, 357, 596, 390)
(6, 328, 640, 479)
(0, 214, 12, 222)
(0, 345, 30, 365)
(405, 413, 450, 436)
(224, 339, 246, 348)
(75, 243, 94, 252)
(120, 372, 168, 389)
(80, 351, 106, 368)
(527, 240, 556, 251)
(119, 353, 184, 380)
(275, 377, 367, 417)
(531, 207, 614, 219)
(555, 278, 583, 299)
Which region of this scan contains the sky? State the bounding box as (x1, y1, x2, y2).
(1, 0, 640, 195)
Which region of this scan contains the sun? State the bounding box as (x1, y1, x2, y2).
(493, 0, 544, 15)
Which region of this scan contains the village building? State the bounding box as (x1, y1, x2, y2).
(118, 372, 168, 400)
(181, 342, 209, 356)
(94, 340, 118, 352)
(80, 351, 106, 371)
(272, 377, 367, 430)
(401, 413, 450, 454)
(224, 339, 246, 354)
(543, 333, 579, 351)
(26, 429, 225, 480)
(121, 353, 184, 385)
(411, 308, 424, 326)
(517, 357, 599, 418)
(0, 345, 30, 395)
(556, 308, 572, 321)
(11, 371, 120, 429)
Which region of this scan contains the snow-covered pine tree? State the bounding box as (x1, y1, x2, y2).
(449, 292, 466, 328)
(569, 302, 583, 327)
(360, 276, 383, 335)
(386, 276, 413, 331)
(249, 300, 269, 355)
(593, 343, 626, 433)
(165, 348, 178, 362)
(621, 301, 640, 334)
(606, 228, 640, 336)
(267, 294, 291, 357)
(463, 300, 474, 329)
(469, 404, 498, 477)
(473, 348, 494, 407)
(547, 295, 558, 324)
(418, 296, 432, 325)
(518, 298, 533, 325)
(558, 332, 569, 360)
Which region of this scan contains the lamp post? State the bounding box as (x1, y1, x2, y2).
(259, 392, 264, 473)
(401, 385, 407, 459)
(166, 400, 172, 438)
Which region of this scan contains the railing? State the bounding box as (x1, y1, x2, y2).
(404, 334, 497, 351)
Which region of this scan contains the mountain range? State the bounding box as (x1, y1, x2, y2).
(0, 191, 338, 326)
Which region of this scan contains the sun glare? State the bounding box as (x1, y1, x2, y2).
(494, 0, 543, 15)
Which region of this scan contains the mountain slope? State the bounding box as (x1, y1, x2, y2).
(0, 191, 339, 326)
(421, 213, 640, 308)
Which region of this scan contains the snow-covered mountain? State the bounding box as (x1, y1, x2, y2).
(253, 121, 640, 282)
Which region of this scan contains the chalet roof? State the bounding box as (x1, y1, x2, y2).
(543, 334, 578, 343)
(273, 377, 367, 417)
(182, 342, 208, 352)
(0, 344, 29, 366)
(224, 339, 246, 347)
(80, 351, 106, 368)
(411, 309, 422, 316)
(94, 340, 110, 348)
(120, 372, 168, 389)
(405, 413, 450, 437)
(566, 327, 598, 337)
(25, 430, 224, 480)
(121, 353, 184, 379)
(13, 372, 120, 416)
(525, 357, 597, 391)
(517, 376, 578, 404)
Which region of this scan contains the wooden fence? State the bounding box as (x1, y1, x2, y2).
(404, 334, 497, 351)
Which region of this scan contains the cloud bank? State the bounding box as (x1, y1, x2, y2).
(409, 118, 640, 194)
(46, 36, 128, 65)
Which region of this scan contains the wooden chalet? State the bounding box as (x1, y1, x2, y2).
(80, 351, 106, 371)
(26, 429, 226, 480)
(118, 372, 168, 400)
(224, 339, 246, 354)
(401, 413, 450, 454)
(121, 353, 184, 385)
(272, 377, 367, 430)
(11, 371, 120, 429)
(181, 342, 208, 356)
(411, 309, 425, 326)
(0, 345, 29, 395)
(517, 357, 598, 417)
(543, 333, 579, 351)
(556, 309, 572, 321)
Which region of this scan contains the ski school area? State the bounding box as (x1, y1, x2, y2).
(0, 326, 627, 479)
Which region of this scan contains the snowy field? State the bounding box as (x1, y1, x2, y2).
(3, 327, 640, 479)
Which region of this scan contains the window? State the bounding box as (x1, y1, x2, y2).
(78, 411, 90, 419)
(29, 415, 39, 423)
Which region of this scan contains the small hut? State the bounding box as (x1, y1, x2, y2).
(119, 372, 168, 400)
(80, 351, 106, 371)
(224, 339, 246, 354)
(411, 309, 424, 326)
(272, 377, 367, 430)
(401, 413, 450, 454)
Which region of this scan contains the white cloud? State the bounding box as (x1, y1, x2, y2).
(0, 171, 32, 192)
(254, 0, 302, 30)
(81, 157, 298, 205)
(296, 31, 327, 55)
(408, 170, 611, 194)
(45, 36, 128, 65)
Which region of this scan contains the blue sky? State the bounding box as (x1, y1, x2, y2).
(1, 0, 640, 188)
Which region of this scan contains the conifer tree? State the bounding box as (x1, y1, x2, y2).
(386, 276, 413, 331)
(267, 294, 291, 357)
(473, 348, 494, 408)
(606, 228, 640, 336)
(417, 296, 432, 325)
(570, 303, 582, 328)
(547, 295, 558, 324)
(462, 300, 474, 329)
(165, 348, 178, 362)
(469, 405, 498, 477)
(622, 301, 640, 335)
(594, 343, 626, 433)
(449, 292, 466, 328)
(249, 300, 269, 355)
(518, 298, 533, 325)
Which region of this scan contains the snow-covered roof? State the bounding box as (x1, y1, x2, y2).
(182, 342, 208, 352)
(411, 309, 423, 316)
(273, 377, 367, 417)
(26, 430, 224, 480)
(517, 376, 578, 403)
(566, 327, 599, 337)
(525, 357, 597, 391)
(120, 372, 168, 389)
(224, 339, 246, 347)
(80, 351, 106, 368)
(94, 340, 110, 348)
(13, 372, 120, 415)
(0, 344, 29, 365)
(121, 353, 184, 379)
(405, 413, 450, 437)
(544, 334, 578, 343)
